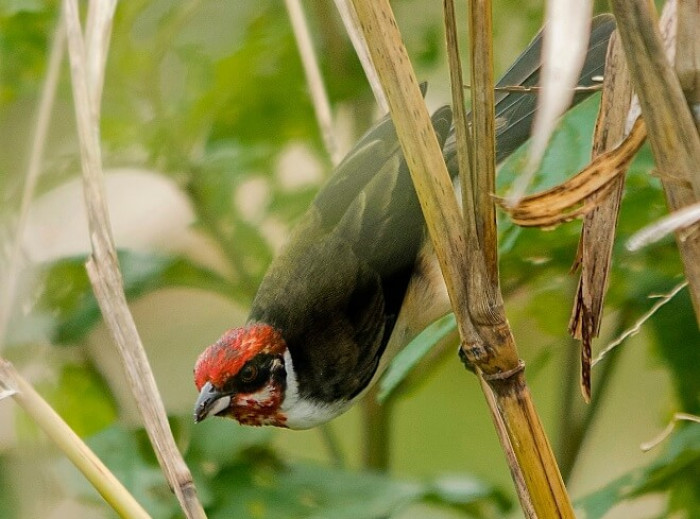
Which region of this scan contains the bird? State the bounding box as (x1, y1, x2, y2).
(193, 15, 616, 429)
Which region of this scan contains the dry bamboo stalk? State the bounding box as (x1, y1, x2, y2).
(350, 0, 574, 516)
(0, 359, 151, 519)
(284, 0, 340, 165)
(62, 1, 206, 517)
(478, 373, 536, 519)
(610, 0, 700, 322)
(467, 0, 499, 296)
(442, 0, 475, 233)
(443, 3, 532, 516)
(675, 0, 700, 117)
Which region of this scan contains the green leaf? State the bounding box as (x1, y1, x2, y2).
(36, 250, 236, 345)
(496, 94, 599, 196)
(187, 418, 274, 465)
(0, 0, 44, 15)
(264, 464, 418, 519)
(426, 474, 511, 511)
(576, 424, 700, 518)
(186, 418, 509, 519)
(648, 288, 700, 414)
(55, 422, 507, 519)
(378, 314, 456, 403)
(208, 460, 504, 519)
(44, 364, 118, 437)
(0, 2, 56, 104)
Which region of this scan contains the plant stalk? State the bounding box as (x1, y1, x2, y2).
(610, 0, 700, 322)
(350, 0, 575, 516)
(0, 359, 151, 519)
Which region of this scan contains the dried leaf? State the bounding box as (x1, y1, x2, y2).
(569, 31, 634, 402)
(497, 118, 646, 228)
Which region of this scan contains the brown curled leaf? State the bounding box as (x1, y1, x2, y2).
(497, 117, 647, 228)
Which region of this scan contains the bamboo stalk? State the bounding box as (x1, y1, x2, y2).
(478, 373, 536, 518)
(284, 0, 340, 165)
(350, 0, 574, 516)
(610, 0, 700, 322)
(0, 359, 151, 519)
(443, 3, 532, 515)
(467, 0, 498, 294)
(62, 1, 206, 517)
(487, 369, 572, 516)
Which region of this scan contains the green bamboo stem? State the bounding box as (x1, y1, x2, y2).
(0, 359, 150, 519)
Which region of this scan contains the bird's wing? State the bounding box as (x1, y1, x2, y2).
(250, 109, 452, 403)
(249, 13, 616, 403)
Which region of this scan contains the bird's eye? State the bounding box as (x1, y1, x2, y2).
(239, 364, 258, 383)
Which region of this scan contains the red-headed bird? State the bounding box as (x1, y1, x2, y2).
(194, 15, 615, 429)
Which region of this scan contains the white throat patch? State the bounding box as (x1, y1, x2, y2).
(280, 349, 349, 429)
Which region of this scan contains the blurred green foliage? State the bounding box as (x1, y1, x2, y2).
(36, 251, 235, 344)
(51, 421, 509, 519)
(577, 424, 700, 517)
(1, 1, 698, 518)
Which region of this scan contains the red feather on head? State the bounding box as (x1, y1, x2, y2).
(194, 324, 286, 390)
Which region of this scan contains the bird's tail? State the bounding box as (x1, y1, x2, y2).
(443, 13, 616, 168)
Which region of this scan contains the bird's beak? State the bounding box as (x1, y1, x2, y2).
(194, 381, 233, 423)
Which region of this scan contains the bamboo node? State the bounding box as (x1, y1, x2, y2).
(482, 360, 526, 381)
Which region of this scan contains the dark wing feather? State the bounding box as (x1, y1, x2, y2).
(250, 109, 452, 402)
(249, 15, 615, 403)
(494, 13, 615, 162)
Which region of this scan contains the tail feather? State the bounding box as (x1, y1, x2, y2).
(443, 14, 616, 168)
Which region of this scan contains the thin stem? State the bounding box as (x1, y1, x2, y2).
(556, 336, 581, 481)
(185, 179, 258, 300)
(442, 0, 476, 239)
(284, 0, 340, 165)
(361, 386, 392, 471)
(333, 0, 388, 112)
(319, 423, 346, 469)
(592, 281, 688, 367)
(0, 359, 151, 519)
(63, 1, 206, 516)
(0, 14, 65, 351)
(467, 0, 498, 295)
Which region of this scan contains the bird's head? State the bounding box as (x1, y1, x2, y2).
(193, 323, 288, 427)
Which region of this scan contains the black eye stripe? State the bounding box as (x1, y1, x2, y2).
(220, 354, 282, 394)
(231, 354, 277, 392)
